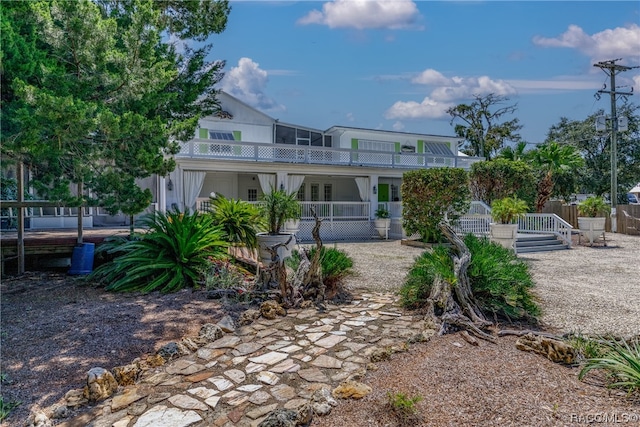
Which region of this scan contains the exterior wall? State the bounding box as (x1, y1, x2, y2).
(200, 172, 238, 199)
(327, 127, 459, 154)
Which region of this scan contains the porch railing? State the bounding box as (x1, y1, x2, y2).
(178, 139, 484, 170)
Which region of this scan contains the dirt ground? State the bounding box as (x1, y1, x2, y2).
(0, 271, 226, 425)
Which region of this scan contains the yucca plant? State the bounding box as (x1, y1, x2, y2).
(578, 337, 640, 393)
(89, 208, 228, 293)
(209, 195, 263, 249)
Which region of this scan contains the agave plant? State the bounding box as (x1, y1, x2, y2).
(89, 208, 228, 293)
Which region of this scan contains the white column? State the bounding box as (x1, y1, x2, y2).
(158, 175, 167, 213)
(370, 174, 379, 219)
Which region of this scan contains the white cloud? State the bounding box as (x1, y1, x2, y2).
(411, 69, 449, 86)
(385, 69, 516, 120)
(392, 121, 405, 131)
(297, 0, 422, 30)
(533, 24, 640, 65)
(385, 97, 454, 120)
(346, 112, 355, 122)
(221, 58, 285, 111)
(633, 75, 640, 94)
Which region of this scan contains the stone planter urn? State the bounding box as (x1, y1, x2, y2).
(577, 217, 606, 246)
(490, 223, 518, 252)
(256, 232, 296, 265)
(374, 218, 391, 240)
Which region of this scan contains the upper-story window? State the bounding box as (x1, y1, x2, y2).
(209, 131, 235, 140)
(358, 139, 395, 152)
(276, 125, 329, 148)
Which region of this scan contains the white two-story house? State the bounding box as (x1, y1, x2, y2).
(161, 91, 483, 241)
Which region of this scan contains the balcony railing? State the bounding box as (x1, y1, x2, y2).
(178, 139, 484, 170)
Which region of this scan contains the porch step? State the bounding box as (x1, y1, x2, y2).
(516, 234, 568, 254)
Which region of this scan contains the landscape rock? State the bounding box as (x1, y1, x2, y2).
(157, 342, 183, 361)
(239, 309, 261, 325)
(311, 387, 337, 416)
(260, 300, 287, 320)
(25, 411, 52, 427)
(64, 388, 88, 408)
(257, 404, 313, 427)
(143, 354, 165, 368)
(217, 315, 236, 333)
(198, 323, 224, 342)
(331, 380, 372, 399)
(112, 362, 141, 386)
(515, 333, 576, 364)
(84, 367, 118, 402)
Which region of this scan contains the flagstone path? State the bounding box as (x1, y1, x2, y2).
(57, 292, 429, 427)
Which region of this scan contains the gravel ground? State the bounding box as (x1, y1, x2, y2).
(331, 234, 640, 338)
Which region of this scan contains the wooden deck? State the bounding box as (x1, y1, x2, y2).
(0, 227, 133, 275)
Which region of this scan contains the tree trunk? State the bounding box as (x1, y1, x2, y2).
(424, 221, 496, 342)
(535, 171, 553, 213)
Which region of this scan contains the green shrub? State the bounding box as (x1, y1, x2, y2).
(491, 196, 529, 224)
(288, 246, 354, 291)
(400, 235, 539, 320)
(386, 391, 423, 423)
(89, 208, 228, 293)
(577, 196, 611, 218)
(566, 332, 605, 361)
(579, 337, 640, 393)
(400, 246, 453, 309)
(0, 395, 20, 422)
(401, 168, 470, 243)
(469, 159, 537, 208)
(209, 195, 262, 249)
(464, 234, 539, 319)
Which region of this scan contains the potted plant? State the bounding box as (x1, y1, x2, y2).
(577, 196, 610, 246)
(374, 207, 391, 239)
(490, 196, 528, 252)
(256, 187, 301, 263)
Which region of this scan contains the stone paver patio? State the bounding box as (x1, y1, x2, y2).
(56, 292, 431, 427)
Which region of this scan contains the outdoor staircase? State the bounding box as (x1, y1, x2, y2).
(516, 234, 569, 254)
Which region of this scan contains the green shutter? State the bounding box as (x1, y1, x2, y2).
(417, 140, 425, 165)
(198, 128, 208, 154)
(232, 131, 242, 155)
(394, 142, 400, 152)
(351, 138, 359, 162)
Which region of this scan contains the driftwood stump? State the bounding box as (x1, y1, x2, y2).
(260, 208, 326, 309)
(302, 211, 325, 308)
(425, 221, 496, 342)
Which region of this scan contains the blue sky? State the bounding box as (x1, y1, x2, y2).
(208, 1, 639, 144)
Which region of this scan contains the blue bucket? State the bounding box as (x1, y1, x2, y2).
(69, 243, 95, 275)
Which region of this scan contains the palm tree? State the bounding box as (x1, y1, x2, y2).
(530, 141, 584, 212)
(497, 141, 529, 161)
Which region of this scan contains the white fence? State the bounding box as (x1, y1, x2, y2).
(1, 203, 158, 230)
(178, 140, 484, 170)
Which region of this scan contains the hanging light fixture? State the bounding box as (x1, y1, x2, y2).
(167, 177, 174, 191)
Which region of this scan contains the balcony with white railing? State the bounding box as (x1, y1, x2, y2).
(178, 139, 484, 170)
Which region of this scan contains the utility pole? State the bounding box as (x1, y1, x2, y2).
(593, 59, 637, 223)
